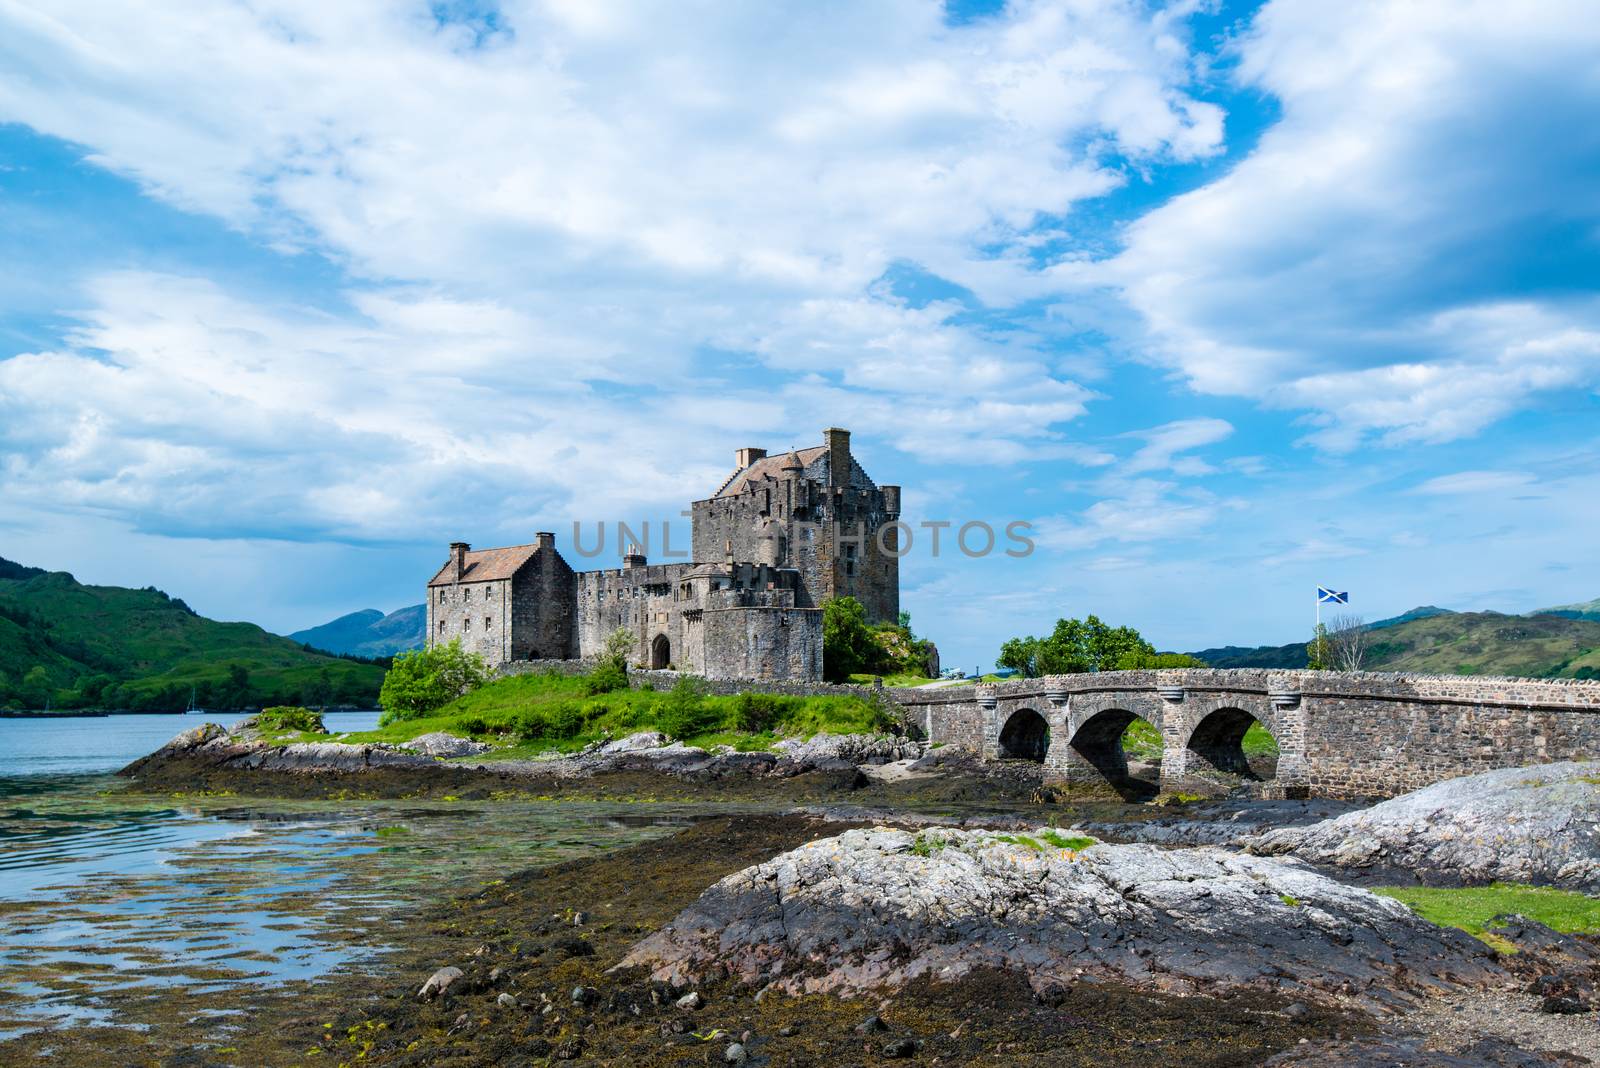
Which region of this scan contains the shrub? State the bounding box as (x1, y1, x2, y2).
(378, 639, 490, 724)
(257, 706, 325, 733)
(733, 692, 783, 733)
(583, 660, 628, 695)
(514, 700, 585, 742)
(657, 676, 721, 739)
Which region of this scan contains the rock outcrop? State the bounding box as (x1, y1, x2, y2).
(404, 732, 491, 758)
(122, 722, 434, 777)
(1245, 762, 1600, 891)
(620, 827, 1506, 1009)
(772, 733, 925, 766)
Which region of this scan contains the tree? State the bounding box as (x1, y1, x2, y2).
(21, 665, 51, 708)
(998, 616, 1157, 677)
(822, 596, 879, 682)
(1307, 623, 1331, 670)
(378, 638, 490, 723)
(1326, 613, 1372, 671)
(997, 636, 1043, 677)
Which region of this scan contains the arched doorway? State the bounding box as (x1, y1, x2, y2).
(1068, 708, 1160, 801)
(998, 708, 1049, 761)
(650, 634, 671, 670)
(1185, 708, 1279, 781)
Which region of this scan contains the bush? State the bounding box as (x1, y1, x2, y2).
(378, 639, 491, 724)
(514, 699, 585, 742)
(657, 676, 721, 739)
(583, 660, 628, 695)
(733, 692, 788, 733)
(257, 706, 325, 733)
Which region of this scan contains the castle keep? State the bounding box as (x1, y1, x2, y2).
(425, 428, 900, 681)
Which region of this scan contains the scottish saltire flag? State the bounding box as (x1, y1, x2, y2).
(1317, 587, 1349, 604)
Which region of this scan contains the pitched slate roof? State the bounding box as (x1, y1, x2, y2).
(714, 445, 827, 498)
(426, 543, 541, 586)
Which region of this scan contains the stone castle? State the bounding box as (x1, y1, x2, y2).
(425, 427, 900, 681)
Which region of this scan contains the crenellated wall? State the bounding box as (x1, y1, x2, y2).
(893, 669, 1600, 799)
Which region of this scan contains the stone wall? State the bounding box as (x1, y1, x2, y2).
(513, 542, 574, 660)
(700, 600, 822, 681)
(898, 669, 1600, 799)
(426, 577, 515, 662)
(573, 561, 693, 669)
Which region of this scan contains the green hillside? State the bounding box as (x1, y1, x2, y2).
(1533, 597, 1600, 623)
(1366, 611, 1600, 678)
(0, 560, 385, 712)
(1193, 608, 1600, 679)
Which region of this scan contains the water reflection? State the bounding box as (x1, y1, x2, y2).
(0, 773, 731, 1042)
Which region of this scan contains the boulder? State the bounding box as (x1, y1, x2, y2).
(1245, 762, 1600, 891)
(599, 731, 674, 755)
(774, 733, 925, 767)
(405, 732, 491, 759)
(419, 965, 465, 999)
(620, 827, 1506, 1009)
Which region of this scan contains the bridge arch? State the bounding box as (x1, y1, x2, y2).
(1067, 707, 1161, 801)
(1183, 706, 1280, 782)
(998, 707, 1049, 761)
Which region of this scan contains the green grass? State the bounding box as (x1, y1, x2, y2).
(1039, 830, 1097, 851)
(341, 671, 897, 756)
(1118, 718, 1280, 759)
(847, 672, 938, 687)
(1375, 883, 1600, 950)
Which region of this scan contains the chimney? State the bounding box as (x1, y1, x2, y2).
(449, 541, 470, 580)
(535, 531, 555, 550)
(881, 485, 901, 519)
(623, 542, 647, 569)
(735, 447, 766, 469)
(824, 427, 850, 488)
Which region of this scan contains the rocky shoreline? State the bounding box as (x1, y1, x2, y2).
(100, 725, 1600, 1065)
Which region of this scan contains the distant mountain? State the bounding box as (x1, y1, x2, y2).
(1532, 597, 1600, 623)
(290, 605, 426, 658)
(1189, 604, 1600, 679)
(1367, 605, 1455, 629)
(0, 555, 385, 712)
(1189, 606, 1458, 669)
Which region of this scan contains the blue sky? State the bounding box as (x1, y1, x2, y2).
(2, 0, 1598, 670)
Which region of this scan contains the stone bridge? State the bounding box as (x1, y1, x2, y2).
(890, 669, 1600, 799)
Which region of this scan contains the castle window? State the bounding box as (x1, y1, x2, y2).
(485, 617, 492, 630)
(437, 619, 445, 633)
(845, 561, 855, 577)
(484, 587, 491, 600)
(464, 616, 471, 630)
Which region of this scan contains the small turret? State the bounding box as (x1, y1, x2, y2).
(881, 485, 901, 519)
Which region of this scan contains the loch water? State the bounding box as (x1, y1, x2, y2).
(0, 713, 718, 1048)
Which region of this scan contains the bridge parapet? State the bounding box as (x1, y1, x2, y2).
(890, 669, 1600, 799)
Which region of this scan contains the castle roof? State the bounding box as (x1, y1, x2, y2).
(426, 542, 543, 586)
(713, 445, 827, 498)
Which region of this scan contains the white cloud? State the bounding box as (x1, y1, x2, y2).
(1122, 416, 1232, 473)
(0, 0, 1229, 539)
(1412, 470, 1537, 496)
(1106, 0, 1600, 448)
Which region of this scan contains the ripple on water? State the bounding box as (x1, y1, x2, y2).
(0, 772, 733, 1047)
